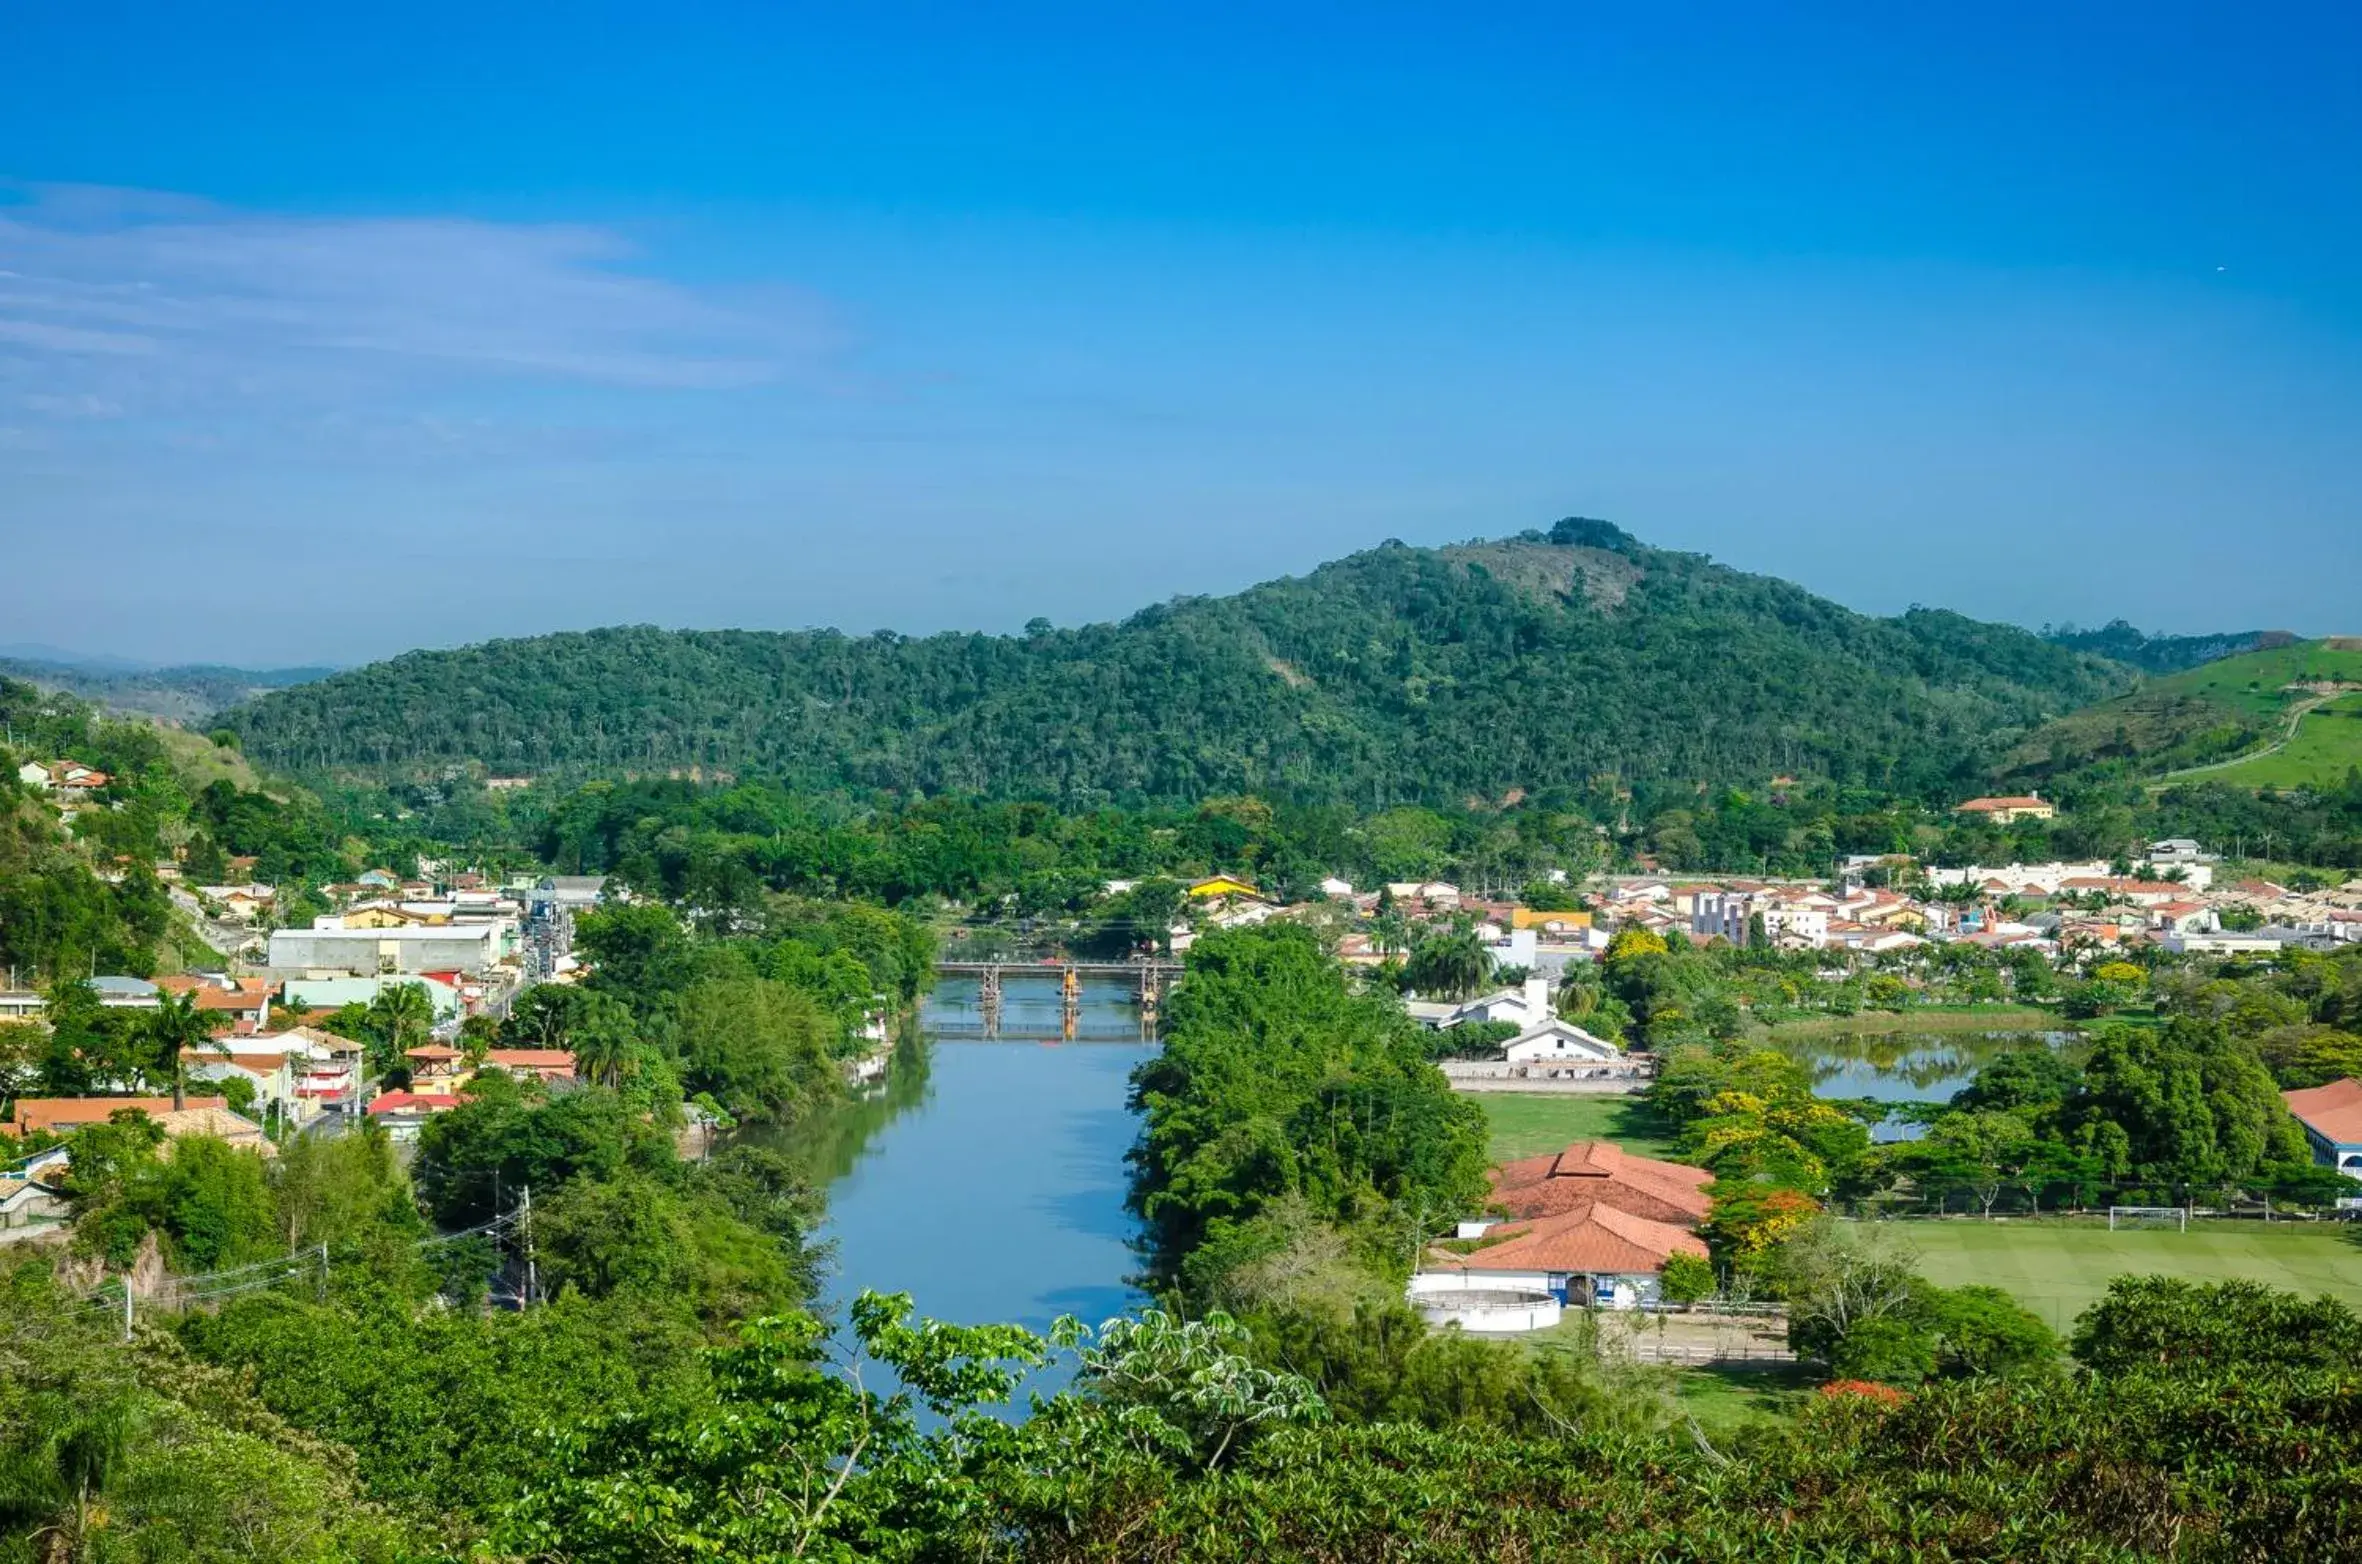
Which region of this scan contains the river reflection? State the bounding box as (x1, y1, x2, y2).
(761, 977, 1155, 1399)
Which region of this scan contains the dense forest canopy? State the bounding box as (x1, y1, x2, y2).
(223, 520, 2131, 806)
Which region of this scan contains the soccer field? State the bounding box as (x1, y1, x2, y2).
(1871, 1220, 2362, 1334)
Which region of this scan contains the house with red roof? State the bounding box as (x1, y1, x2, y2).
(366, 1090, 461, 1141)
(481, 1048, 577, 1084)
(2283, 1078, 2362, 1185)
(1424, 1201, 1708, 1309)
(1488, 1140, 1712, 1227)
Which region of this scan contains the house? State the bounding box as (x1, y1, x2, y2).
(1, 1143, 72, 1231)
(180, 1049, 299, 1116)
(2, 1096, 229, 1138)
(14, 762, 51, 792)
(2283, 1078, 2362, 1183)
(403, 1044, 464, 1089)
(1317, 876, 1355, 897)
(281, 972, 463, 1018)
(357, 868, 400, 889)
(0, 991, 45, 1021)
(2147, 838, 2212, 866)
(1384, 881, 1463, 909)
(2147, 900, 2217, 935)
(532, 875, 608, 911)
(2058, 877, 2190, 909)
(1443, 977, 1560, 1031)
(87, 976, 162, 1010)
(482, 1048, 577, 1084)
(1953, 794, 2057, 824)
(1500, 1017, 1623, 1065)
(1185, 874, 1263, 901)
(1488, 1140, 1713, 1226)
(151, 1105, 275, 1156)
(1422, 1201, 1708, 1308)
(154, 974, 276, 1033)
(1511, 907, 1592, 933)
(365, 1090, 461, 1141)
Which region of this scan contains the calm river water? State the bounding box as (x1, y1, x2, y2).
(776, 974, 1155, 1384)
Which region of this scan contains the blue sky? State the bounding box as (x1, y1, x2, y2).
(4, 1, 2359, 663)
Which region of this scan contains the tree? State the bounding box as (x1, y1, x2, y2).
(364, 982, 434, 1074)
(1400, 926, 1490, 1001)
(144, 989, 229, 1111)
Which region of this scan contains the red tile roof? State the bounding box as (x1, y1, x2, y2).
(1434, 1202, 1708, 1275)
(366, 1091, 460, 1116)
(5, 1097, 228, 1136)
(2283, 1078, 2362, 1145)
(483, 1049, 575, 1073)
(1488, 1140, 1713, 1225)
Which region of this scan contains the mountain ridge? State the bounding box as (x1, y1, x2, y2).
(222, 520, 2134, 805)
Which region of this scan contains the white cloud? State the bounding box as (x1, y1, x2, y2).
(0, 183, 845, 436)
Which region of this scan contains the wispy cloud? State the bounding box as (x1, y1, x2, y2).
(0, 183, 843, 443)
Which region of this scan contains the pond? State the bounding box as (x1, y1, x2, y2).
(763, 973, 1155, 1396)
(1772, 1029, 2076, 1139)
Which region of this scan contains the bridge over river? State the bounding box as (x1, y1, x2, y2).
(931, 956, 1181, 1041)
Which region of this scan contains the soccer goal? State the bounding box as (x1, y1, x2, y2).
(2107, 1206, 2188, 1232)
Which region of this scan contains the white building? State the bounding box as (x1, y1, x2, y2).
(269, 922, 502, 976)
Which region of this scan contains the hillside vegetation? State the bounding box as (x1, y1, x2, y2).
(2008, 638, 2362, 787)
(2042, 620, 2292, 674)
(0, 658, 334, 724)
(225, 520, 2127, 806)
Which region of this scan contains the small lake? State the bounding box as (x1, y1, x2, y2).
(1772, 1029, 2075, 1139)
(767, 974, 1155, 1395)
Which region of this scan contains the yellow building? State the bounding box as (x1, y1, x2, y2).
(1512, 907, 1593, 932)
(1186, 875, 1263, 900)
(1953, 795, 2058, 825)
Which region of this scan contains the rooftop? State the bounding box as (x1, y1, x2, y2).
(2284, 1078, 2362, 1146)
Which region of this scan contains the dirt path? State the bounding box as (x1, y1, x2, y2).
(2152, 691, 2335, 787)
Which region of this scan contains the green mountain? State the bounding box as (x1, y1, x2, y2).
(2041, 621, 2295, 675)
(223, 520, 2130, 805)
(2005, 638, 2362, 787)
(0, 658, 336, 725)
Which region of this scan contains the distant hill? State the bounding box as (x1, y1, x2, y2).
(2005, 638, 2362, 787)
(2041, 620, 2294, 674)
(221, 520, 2131, 806)
(0, 659, 337, 726)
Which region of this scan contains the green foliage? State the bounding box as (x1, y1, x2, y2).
(2070, 1276, 2362, 1379)
(57, 1111, 279, 1271)
(1128, 924, 1489, 1291)
(224, 531, 2128, 805)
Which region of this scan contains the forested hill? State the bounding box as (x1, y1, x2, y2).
(223, 519, 2131, 805)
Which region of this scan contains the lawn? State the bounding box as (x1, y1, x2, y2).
(2210, 691, 2362, 789)
(1866, 1219, 2362, 1335)
(1479, 1094, 1682, 1163)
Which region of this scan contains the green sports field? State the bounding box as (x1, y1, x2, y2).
(1869, 1219, 2362, 1334)
(1477, 1093, 1681, 1162)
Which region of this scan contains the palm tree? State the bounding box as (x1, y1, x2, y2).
(145, 989, 229, 1111)
(365, 982, 434, 1074)
(1, 1386, 138, 1562)
(1402, 927, 1492, 1002)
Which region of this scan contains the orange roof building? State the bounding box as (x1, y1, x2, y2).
(4, 1097, 230, 1137)
(1431, 1201, 1708, 1281)
(1488, 1140, 1713, 1226)
(1954, 794, 2058, 823)
(482, 1048, 577, 1082)
(2284, 1078, 2362, 1180)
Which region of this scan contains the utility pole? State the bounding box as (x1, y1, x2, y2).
(122, 1275, 133, 1343)
(520, 1183, 538, 1308)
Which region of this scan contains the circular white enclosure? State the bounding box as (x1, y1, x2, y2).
(1409, 1284, 1562, 1333)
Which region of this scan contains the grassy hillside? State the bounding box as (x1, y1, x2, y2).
(2006, 638, 2362, 786)
(223, 520, 2130, 806)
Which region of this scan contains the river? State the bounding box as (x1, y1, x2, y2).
(774, 974, 1156, 1388)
